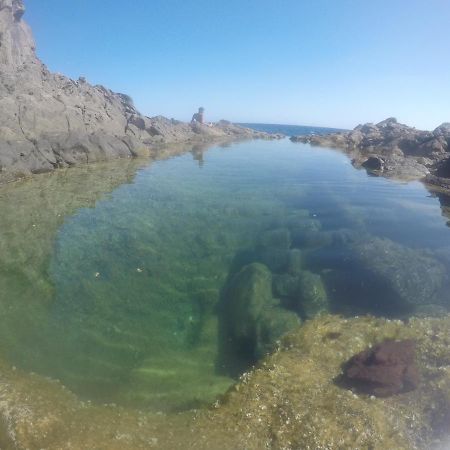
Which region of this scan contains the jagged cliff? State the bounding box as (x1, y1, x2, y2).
(0, 0, 272, 183)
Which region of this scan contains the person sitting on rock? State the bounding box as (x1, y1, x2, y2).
(191, 107, 205, 124)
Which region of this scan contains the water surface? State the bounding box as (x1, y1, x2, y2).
(1, 138, 449, 411)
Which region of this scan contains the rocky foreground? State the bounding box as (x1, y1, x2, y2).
(0, 0, 278, 184)
(291, 118, 450, 185)
(0, 314, 449, 449)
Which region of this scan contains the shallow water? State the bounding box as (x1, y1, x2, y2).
(1, 138, 450, 412)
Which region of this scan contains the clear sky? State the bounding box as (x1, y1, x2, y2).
(26, 0, 450, 130)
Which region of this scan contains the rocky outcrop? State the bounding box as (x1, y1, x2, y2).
(291, 117, 450, 182)
(0, 1, 277, 184)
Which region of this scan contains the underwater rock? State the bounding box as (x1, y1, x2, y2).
(286, 248, 303, 274)
(256, 306, 301, 358)
(272, 273, 300, 298)
(289, 217, 325, 249)
(254, 228, 292, 273)
(310, 235, 447, 314)
(351, 237, 447, 309)
(272, 269, 329, 320)
(295, 270, 329, 319)
(342, 339, 420, 397)
(222, 263, 300, 360)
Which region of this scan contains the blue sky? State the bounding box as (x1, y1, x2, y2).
(26, 0, 450, 129)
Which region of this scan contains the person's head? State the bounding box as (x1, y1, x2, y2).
(198, 107, 205, 113)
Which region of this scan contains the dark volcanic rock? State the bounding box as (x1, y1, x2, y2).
(0, 1, 278, 183)
(291, 117, 450, 183)
(342, 340, 419, 397)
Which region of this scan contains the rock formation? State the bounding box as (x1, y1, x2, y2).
(342, 339, 419, 397)
(291, 117, 450, 183)
(0, 0, 276, 183)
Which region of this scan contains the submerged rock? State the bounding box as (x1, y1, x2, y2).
(310, 235, 447, 315)
(222, 263, 300, 360)
(342, 339, 419, 397)
(295, 270, 329, 319)
(272, 270, 329, 320)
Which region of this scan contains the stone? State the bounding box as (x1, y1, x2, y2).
(222, 263, 300, 360)
(295, 270, 329, 319)
(272, 273, 300, 298)
(291, 118, 450, 183)
(342, 340, 419, 397)
(311, 235, 447, 314)
(286, 248, 303, 274)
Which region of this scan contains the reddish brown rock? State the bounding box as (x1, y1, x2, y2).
(342, 339, 419, 397)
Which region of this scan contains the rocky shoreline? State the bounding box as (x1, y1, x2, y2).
(0, 0, 280, 185)
(291, 118, 450, 186)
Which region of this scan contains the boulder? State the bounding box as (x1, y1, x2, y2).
(223, 263, 300, 360)
(272, 270, 329, 320)
(295, 270, 329, 319)
(342, 339, 419, 397)
(311, 235, 447, 314)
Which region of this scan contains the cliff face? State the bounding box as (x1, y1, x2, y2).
(0, 1, 272, 183)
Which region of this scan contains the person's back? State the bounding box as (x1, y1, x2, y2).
(191, 107, 205, 124)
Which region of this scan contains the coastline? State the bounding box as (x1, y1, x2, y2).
(290, 118, 450, 192)
(0, 0, 280, 185)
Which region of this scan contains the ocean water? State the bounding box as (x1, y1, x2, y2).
(239, 122, 345, 136)
(0, 135, 450, 414)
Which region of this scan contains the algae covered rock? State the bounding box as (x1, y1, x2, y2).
(342, 339, 420, 397)
(204, 314, 450, 450)
(295, 270, 329, 319)
(311, 235, 447, 315)
(0, 314, 450, 449)
(272, 270, 329, 320)
(222, 263, 300, 360)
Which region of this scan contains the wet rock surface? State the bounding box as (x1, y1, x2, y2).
(0, 1, 278, 184)
(342, 339, 420, 397)
(0, 315, 450, 449)
(291, 117, 450, 185)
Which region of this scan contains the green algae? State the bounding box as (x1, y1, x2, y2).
(1, 139, 450, 447)
(1, 314, 450, 449)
